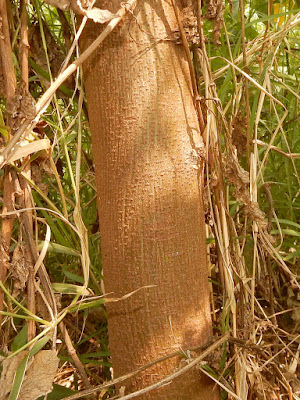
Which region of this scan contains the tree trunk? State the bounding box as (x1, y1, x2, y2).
(81, 1, 218, 398)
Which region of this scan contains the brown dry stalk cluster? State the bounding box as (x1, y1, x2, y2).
(180, 0, 225, 45)
(205, 0, 224, 45)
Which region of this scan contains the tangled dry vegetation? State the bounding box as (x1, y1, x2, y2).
(0, 1, 299, 399)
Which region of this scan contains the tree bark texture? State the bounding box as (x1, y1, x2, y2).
(81, 1, 218, 399)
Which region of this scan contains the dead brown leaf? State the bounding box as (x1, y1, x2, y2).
(43, 0, 119, 23)
(43, 0, 71, 10)
(205, 0, 224, 45)
(10, 242, 30, 295)
(85, 8, 119, 23)
(6, 83, 35, 133)
(225, 156, 268, 230)
(182, 0, 199, 44)
(19, 350, 59, 400)
(0, 352, 26, 400)
(232, 112, 248, 158)
(0, 350, 59, 400)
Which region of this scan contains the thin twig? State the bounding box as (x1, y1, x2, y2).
(63, 333, 230, 400)
(0, 0, 16, 101)
(59, 321, 93, 391)
(239, 0, 251, 165)
(19, 0, 36, 342)
(20, 0, 29, 89)
(19, 173, 37, 341)
(262, 183, 277, 326)
(0, 168, 15, 323)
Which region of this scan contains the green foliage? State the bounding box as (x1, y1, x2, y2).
(39, 384, 77, 400)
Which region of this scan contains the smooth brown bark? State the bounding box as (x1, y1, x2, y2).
(81, 1, 218, 398)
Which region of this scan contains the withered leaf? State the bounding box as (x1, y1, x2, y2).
(225, 156, 268, 230)
(43, 0, 119, 23)
(0, 352, 25, 399)
(19, 350, 59, 400)
(43, 0, 70, 10)
(0, 350, 59, 400)
(85, 8, 119, 24)
(11, 243, 29, 294)
(6, 84, 36, 133)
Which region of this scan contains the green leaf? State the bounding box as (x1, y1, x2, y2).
(38, 384, 76, 400)
(63, 270, 84, 284)
(275, 219, 300, 231)
(52, 283, 92, 295)
(38, 241, 80, 257)
(271, 228, 300, 238)
(284, 249, 300, 261)
(11, 325, 28, 352)
(8, 355, 29, 400)
(68, 298, 107, 313)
